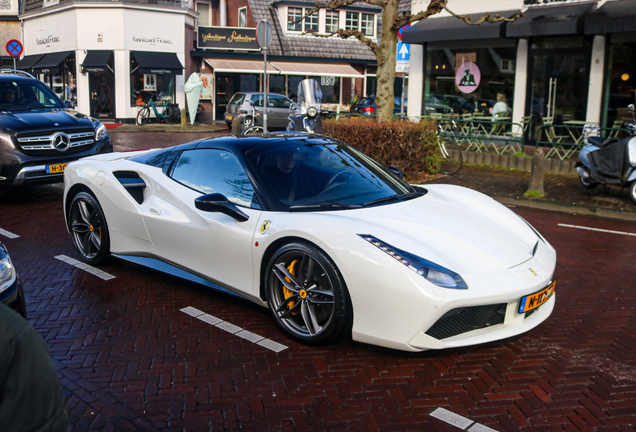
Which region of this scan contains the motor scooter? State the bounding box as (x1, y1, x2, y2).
(287, 79, 326, 133)
(576, 104, 636, 203)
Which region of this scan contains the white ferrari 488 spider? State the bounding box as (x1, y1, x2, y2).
(63, 133, 556, 352)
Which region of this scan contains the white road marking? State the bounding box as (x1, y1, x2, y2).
(54, 255, 116, 280)
(0, 227, 19, 239)
(558, 223, 636, 236)
(180, 306, 288, 352)
(430, 408, 498, 431)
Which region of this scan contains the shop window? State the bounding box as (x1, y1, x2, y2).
(603, 33, 636, 129)
(345, 12, 359, 31)
(269, 75, 286, 95)
(360, 13, 374, 37)
(238, 7, 247, 27)
(130, 55, 175, 106)
(425, 46, 516, 117)
(288, 75, 305, 102)
(197, 1, 211, 27)
(304, 8, 318, 32)
(326, 11, 339, 34)
(287, 8, 302, 32)
(309, 75, 340, 104)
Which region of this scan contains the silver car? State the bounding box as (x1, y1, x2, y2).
(225, 92, 294, 130)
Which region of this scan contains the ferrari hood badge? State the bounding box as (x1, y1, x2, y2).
(260, 220, 272, 234)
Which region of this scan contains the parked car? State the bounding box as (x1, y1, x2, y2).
(0, 70, 112, 190)
(63, 133, 556, 352)
(351, 95, 452, 116)
(0, 241, 26, 318)
(225, 92, 295, 130)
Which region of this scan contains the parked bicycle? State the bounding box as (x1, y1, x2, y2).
(136, 96, 180, 125)
(436, 119, 463, 175)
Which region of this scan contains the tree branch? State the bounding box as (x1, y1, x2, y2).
(303, 29, 378, 55)
(443, 6, 525, 25)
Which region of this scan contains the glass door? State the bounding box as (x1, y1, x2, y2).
(89, 71, 115, 120)
(527, 48, 590, 139)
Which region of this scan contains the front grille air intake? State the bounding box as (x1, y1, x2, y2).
(425, 304, 506, 340)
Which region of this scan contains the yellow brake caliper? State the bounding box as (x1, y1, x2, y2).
(284, 259, 298, 313)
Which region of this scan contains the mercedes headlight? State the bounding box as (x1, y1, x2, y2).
(0, 252, 16, 294)
(95, 121, 107, 141)
(359, 234, 468, 289)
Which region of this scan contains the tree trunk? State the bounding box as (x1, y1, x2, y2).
(375, 0, 400, 123)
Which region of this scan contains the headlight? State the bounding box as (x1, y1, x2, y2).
(358, 234, 468, 289)
(307, 107, 318, 118)
(0, 132, 15, 149)
(95, 122, 107, 141)
(0, 253, 16, 294)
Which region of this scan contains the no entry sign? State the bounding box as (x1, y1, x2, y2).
(6, 40, 23, 57)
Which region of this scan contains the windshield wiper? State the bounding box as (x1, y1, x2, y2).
(289, 203, 362, 210)
(362, 191, 426, 207)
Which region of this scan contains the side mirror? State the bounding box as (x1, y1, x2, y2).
(195, 193, 249, 222)
(63, 100, 74, 109)
(387, 166, 404, 180)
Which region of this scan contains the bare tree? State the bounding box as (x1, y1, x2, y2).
(300, 0, 522, 122)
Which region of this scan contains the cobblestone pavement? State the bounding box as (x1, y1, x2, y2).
(0, 133, 635, 431)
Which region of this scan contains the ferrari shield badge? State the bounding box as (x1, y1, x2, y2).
(260, 220, 271, 234)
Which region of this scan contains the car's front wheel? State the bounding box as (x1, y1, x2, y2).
(264, 243, 352, 345)
(68, 192, 111, 265)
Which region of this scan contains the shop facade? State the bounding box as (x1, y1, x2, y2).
(403, 0, 636, 134)
(19, 2, 194, 122)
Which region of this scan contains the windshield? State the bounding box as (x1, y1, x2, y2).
(245, 139, 422, 211)
(0, 79, 63, 110)
(297, 79, 322, 112)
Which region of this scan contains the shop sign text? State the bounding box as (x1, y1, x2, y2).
(132, 37, 173, 45)
(197, 26, 259, 51)
(36, 35, 60, 46)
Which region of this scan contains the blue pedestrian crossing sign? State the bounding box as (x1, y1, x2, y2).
(397, 42, 410, 62)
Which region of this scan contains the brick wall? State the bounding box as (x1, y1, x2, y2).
(227, 0, 254, 27)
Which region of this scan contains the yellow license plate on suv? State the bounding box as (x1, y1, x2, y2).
(46, 163, 68, 174)
(518, 281, 556, 314)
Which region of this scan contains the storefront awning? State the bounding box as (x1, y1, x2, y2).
(205, 58, 363, 77)
(585, 0, 636, 34)
(506, 3, 596, 38)
(132, 51, 183, 75)
(81, 51, 113, 73)
(32, 51, 74, 73)
(401, 10, 519, 44)
(17, 54, 45, 71)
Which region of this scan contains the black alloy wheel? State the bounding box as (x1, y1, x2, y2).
(265, 243, 352, 345)
(68, 192, 111, 265)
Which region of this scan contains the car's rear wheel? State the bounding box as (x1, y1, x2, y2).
(68, 192, 111, 265)
(264, 243, 352, 345)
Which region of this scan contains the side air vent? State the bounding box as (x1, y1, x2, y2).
(114, 171, 146, 204)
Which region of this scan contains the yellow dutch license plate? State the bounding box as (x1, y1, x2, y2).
(46, 163, 68, 174)
(518, 281, 556, 314)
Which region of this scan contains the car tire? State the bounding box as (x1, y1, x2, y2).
(264, 242, 352, 345)
(68, 192, 111, 265)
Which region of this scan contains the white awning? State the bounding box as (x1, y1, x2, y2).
(205, 59, 363, 77)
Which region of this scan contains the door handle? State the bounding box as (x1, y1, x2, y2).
(149, 207, 161, 215)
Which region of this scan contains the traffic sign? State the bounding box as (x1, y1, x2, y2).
(397, 24, 411, 41)
(256, 20, 273, 50)
(397, 42, 410, 62)
(6, 40, 23, 57)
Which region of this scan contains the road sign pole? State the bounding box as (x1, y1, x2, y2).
(263, 47, 268, 134)
(256, 19, 273, 135)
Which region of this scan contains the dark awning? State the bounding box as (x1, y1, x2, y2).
(585, 0, 636, 34)
(32, 51, 74, 73)
(17, 54, 45, 71)
(81, 50, 113, 73)
(402, 10, 520, 44)
(506, 3, 596, 37)
(131, 51, 183, 75)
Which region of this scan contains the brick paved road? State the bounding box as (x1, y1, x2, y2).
(0, 133, 634, 431)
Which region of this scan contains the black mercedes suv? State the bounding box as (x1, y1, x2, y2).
(0, 70, 112, 189)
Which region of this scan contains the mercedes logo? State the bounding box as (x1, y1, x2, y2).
(52, 133, 70, 152)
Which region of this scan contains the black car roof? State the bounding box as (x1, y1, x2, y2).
(171, 133, 338, 155)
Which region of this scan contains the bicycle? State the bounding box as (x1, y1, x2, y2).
(240, 102, 264, 135)
(436, 119, 463, 175)
(136, 96, 179, 125)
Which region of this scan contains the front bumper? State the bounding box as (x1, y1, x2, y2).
(1, 137, 112, 187)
